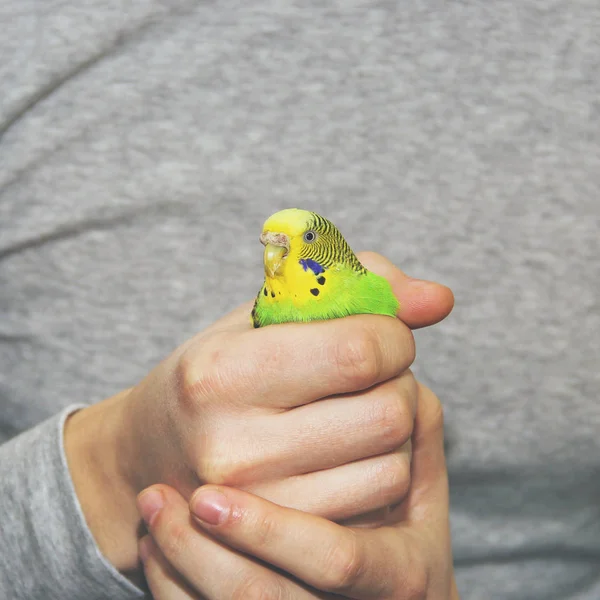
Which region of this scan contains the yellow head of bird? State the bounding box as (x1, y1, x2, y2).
(259, 208, 316, 278)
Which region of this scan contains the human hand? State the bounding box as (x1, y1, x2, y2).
(137, 382, 460, 599)
(64, 252, 454, 579)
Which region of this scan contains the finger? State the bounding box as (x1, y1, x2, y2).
(137, 485, 316, 600)
(232, 371, 416, 486)
(357, 251, 454, 329)
(248, 440, 411, 522)
(139, 535, 199, 599)
(190, 485, 406, 599)
(182, 311, 416, 409)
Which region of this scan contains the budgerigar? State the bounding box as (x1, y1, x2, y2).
(252, 208, 399, 328)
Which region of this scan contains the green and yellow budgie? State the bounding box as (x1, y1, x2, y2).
(252, 208, 399, 327)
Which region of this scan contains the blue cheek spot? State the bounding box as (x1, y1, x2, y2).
(299, 258, 325, 275)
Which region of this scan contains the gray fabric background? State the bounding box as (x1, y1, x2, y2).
(1, 1, 599, 598)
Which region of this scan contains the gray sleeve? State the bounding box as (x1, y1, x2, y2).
(0, 406, 145, 600)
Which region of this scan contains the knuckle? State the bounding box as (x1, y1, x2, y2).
(372, 451, 411, 505)
(175, 346, 225, 411)
(320, 532, 364, 591)
(333, 329, 381, 388)
(160, 516, 190, 562)
(232, 575, 286, 600)
(200, 435, 270, 488)
(369, 395, 413, 449)
(197, 440, 228, 484)
(199, 438, 253, 486)
(251, 510, 282, 550)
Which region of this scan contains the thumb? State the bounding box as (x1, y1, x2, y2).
(357, 251, 454, 329)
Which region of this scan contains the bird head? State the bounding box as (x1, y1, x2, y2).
(259, 208, 363, 280)
(259, 208, 318, 278)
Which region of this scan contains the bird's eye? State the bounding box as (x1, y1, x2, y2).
(303, 230, 317, 243)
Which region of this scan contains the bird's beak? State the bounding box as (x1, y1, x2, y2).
(264, 244, 287, 277)
(260, 232, 289, 278)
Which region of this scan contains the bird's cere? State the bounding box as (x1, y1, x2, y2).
(259, 232, 290, 251)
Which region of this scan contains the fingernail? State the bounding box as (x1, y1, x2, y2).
(191, 489, 230, 526)
(138, 536, 152, 563)
(138, 490, 164, 526)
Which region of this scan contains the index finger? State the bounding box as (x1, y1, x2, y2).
(183, 313, 415, 408)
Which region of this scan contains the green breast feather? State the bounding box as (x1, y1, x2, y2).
(252, 209, 399, 328)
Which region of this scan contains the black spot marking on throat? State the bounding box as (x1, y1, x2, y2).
(271, 291, 275, 298)
(263, 287, 267, 296)
(310, 288, 320, 296)
(317, 276, 326, 285)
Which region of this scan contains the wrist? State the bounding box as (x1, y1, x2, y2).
(64, 389, 143, 584)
